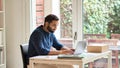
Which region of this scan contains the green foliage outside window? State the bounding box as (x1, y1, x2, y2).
(60, 0, 120, 38)
(60, 0, 72, 38)
(107, 0, 120, 35)
(83, 0, 120, 38)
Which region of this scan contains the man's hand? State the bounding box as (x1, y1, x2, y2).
(70, 48, 75, 52)
(49, 46, 75, 55)
(59, 49, 74, 54)
(59, 46, 75, 54)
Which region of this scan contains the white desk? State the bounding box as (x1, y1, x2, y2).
(29, 51, 112, 68)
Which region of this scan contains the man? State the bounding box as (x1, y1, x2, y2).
(28, 14, 74, 68)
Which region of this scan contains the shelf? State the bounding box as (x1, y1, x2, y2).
(0, 11, 4, 13)
(0, 28, 3, 30)
(0, 45, 4, 48)
(0, 64, 5, 67)
(0, 0, 5, 68)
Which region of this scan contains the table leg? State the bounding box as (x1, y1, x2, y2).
(108, 51, 112, 68)
(29, 60, 34, 68)
(88, 62, 93, 68)
(79, 64, 84, 68)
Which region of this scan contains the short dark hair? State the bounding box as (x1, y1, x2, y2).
(45, 14, 59, 23)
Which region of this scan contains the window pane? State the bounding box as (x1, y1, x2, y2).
(83, 0, 120, 39)
(60, 0, 72, 38)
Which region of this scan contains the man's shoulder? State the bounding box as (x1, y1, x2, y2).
(30, 28, 43, 38)
(33, 26, 43, 33)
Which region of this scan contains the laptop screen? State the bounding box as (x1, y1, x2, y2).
(74, 41, 87, 55)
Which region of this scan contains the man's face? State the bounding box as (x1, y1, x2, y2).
(47, 20, 59, 33)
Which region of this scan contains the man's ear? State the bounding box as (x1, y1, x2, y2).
(44, 22, 48, 26)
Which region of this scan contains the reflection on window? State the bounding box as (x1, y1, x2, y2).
(60, 0, 72, 38)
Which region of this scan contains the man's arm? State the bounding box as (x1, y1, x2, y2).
(51, 34, 74, 55)
(61, 46, 75, 52)
(48, 49, 74, 55)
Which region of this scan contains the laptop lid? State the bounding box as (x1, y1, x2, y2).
(74, 41, 87, 55)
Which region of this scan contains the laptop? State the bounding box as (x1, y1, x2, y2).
(74, 41, 87, 55)
(58, 41, 87, 59)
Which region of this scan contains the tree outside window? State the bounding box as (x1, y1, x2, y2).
(83, 0, 120, 38)
(60, 0, 72, 38)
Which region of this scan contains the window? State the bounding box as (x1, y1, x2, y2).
(30, 0, 120, 47)
(83, 0, 120, 39)
(60, 0, 72, 38)
(52, 0, 73, 47)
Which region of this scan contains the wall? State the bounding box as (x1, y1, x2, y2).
(5, 0, 30, 68)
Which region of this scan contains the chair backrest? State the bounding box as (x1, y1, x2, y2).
(20, 44, 29, 68)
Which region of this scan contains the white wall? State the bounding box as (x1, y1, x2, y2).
(5, 0, 30, 68)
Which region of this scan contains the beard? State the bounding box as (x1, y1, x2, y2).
(47, 25, 55, 33)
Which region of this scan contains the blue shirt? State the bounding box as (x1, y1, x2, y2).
(28, 25, 63, 58)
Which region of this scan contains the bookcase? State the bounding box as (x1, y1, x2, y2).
(0, 0, 6, 68)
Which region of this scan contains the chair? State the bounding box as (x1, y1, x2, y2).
(20, 44, 29, 68)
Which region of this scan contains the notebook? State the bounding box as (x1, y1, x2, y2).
(58, 41, 87, 59)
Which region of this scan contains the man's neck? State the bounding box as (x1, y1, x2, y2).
(42, 26, 50, 33)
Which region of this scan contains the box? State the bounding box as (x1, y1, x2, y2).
(87, 44, 108, 53)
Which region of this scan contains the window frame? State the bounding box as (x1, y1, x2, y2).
(72, 0, 83, 47)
